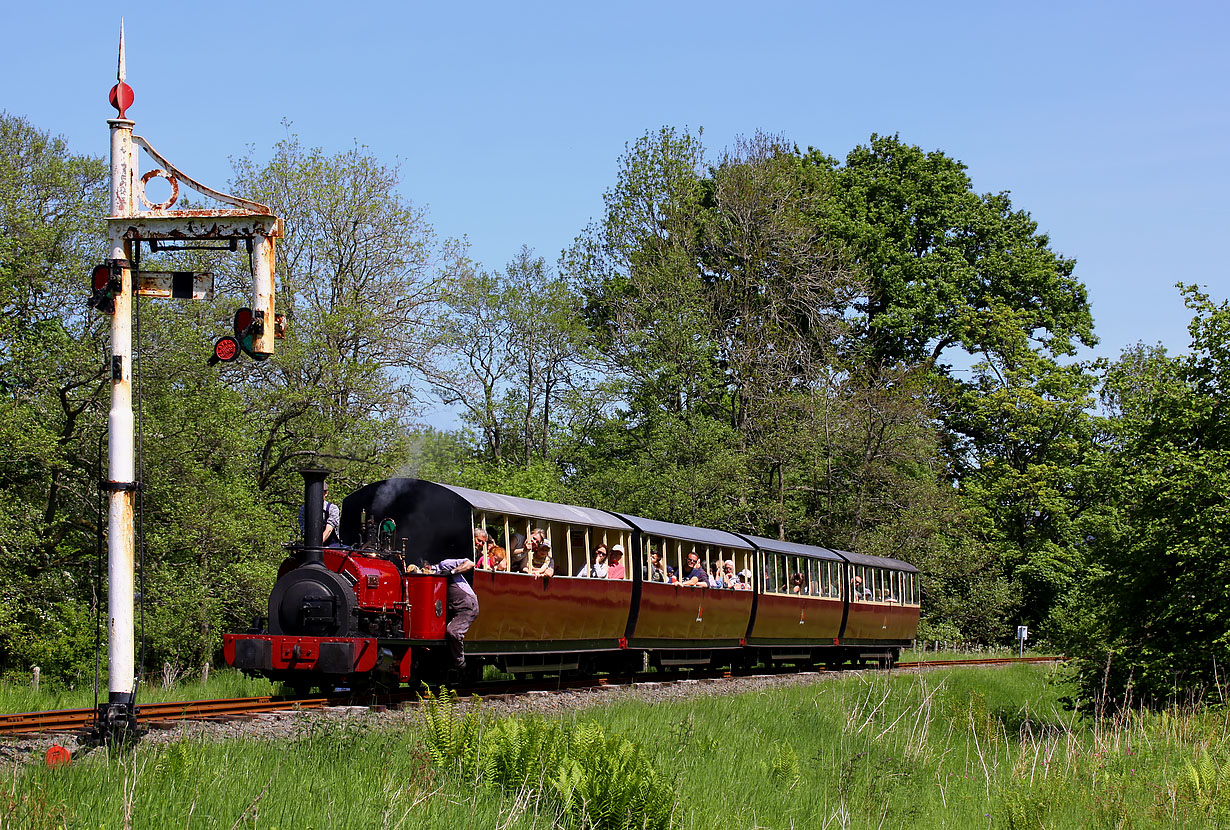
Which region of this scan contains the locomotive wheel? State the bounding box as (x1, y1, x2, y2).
(268, 565, 356, 637)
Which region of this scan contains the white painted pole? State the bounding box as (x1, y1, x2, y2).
(104, 22, 138, 729)
(250, 233, 276, 356)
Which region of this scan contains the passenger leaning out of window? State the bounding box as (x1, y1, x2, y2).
(478, 543, 507, 571)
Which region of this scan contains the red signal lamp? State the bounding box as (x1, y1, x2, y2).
(87, 262, 121, 314)
(92, 264, 112, 292)
(208, 336, 240, 366)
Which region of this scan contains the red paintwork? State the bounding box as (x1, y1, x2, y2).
(748, 593, 845, 643)
(326, 550, 402, 612)
(405, 574, 447, 639)
(842, 601, 920, 642)
(632, 583, 752, 643)
(466, 571, 631, 646)
(223, 633, 379, 672)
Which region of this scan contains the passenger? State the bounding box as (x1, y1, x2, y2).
(790, 573, 804, 594)
(577, 544, 608, 578)
(435, 556, 479, 673)
(850, 575, 871, 600)
(606, 545, 626, 580)
(478, 544, 507, 571)
(529, 537, 555, 579)
(473, 527, 490, 558)
(666, 564, 678, 584)
(298, 482, 341, 544)
(646, 549, 668, 582)
(721, 560, 740, 589)
(680, 551, 709, 587)
(506, 528, 531, 575)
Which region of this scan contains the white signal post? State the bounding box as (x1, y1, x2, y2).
(98, 22, 283, 741)
(103, 20, 138, 735)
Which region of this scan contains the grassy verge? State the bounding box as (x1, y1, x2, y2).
(4, 665, 1228, 828)
(0, 669, 278, 714)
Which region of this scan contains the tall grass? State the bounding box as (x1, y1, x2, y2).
(2, 665, 1227, 828)
(0, 668, 278, 714)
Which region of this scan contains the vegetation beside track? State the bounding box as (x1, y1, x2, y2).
(0, 668, 277, 716)
(3, 664, 1227, 828)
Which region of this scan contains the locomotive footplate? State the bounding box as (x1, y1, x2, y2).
(224, 634, 378, 674)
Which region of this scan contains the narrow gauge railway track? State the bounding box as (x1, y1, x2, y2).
(0, 695, 334, 735)
(0, 656, 1060, 736)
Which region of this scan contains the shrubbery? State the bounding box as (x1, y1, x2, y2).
(419, 689, 676, 829)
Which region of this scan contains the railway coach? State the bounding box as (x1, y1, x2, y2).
(224, 476, 920, 691)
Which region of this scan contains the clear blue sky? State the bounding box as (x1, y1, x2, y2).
(5, 1, 1227, 372)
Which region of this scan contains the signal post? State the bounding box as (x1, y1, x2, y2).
(93, 23, 283, 743)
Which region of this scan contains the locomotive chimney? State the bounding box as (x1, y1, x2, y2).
(300, 467, 329, 566)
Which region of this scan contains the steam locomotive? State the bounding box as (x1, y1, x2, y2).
(224, 472, 920, 691)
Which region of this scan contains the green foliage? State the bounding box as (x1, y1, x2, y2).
(418, 688, 676, 829)
(1063, 286, 1230, 706)
(768, 742, 802, 789)
(1180, 747, 1230, 820)
(11, 666, 1230, 828)
(418, 687, 486, 776)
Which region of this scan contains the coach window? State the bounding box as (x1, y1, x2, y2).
(733, 549, 752, 588)
(567, 527, 587, 577)
(475, 512, 511, 570)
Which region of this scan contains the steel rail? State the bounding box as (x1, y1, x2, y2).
(0, 695, 333, 735)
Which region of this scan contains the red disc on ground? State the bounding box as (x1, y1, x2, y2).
(214, 336, 240, 362)
(108, 83, 134, 118)
(45, 745, 70, 768)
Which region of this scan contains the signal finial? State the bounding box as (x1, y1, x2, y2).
(108, 19, 134, 119)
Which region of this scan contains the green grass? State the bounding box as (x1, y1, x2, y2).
(0, 669, 278, 715)
(3, 665, 1228, 828)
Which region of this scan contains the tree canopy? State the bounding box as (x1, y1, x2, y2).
(3, 110, 1223, 713)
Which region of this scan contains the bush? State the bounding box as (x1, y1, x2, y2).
(419, 689, 676, 829)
